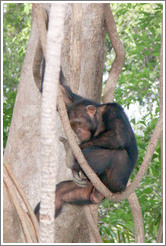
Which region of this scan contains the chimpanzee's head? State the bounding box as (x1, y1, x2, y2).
(68, 102, 106, 142)
(60, 83, 106, 142)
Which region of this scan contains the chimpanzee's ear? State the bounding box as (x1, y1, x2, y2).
(86, 105, 97, 118)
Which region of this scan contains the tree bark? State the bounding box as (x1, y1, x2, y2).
(39, 4, 65, 243)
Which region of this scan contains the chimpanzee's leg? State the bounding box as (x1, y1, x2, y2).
(73, 148, 133, 197)
(101, 149, 133, 193)
(34, 181, 94, 219)
(55, 180, 94, 217)
(34, 148, 133, 219)
(72, 147, 119, 188)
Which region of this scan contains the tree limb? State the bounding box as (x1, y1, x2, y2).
(57, 5, 163, 205)
(83, 206, 103, 243)
(4, 161, 39, 241)
(157, 217, 163, 243)
(103, 4, 125, 103)
(3, 167, 37, 243)
(128, 188, 144, 242)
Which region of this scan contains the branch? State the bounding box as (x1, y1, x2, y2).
(3, 167, 37, 243)
(4, 161, 39, 240)
(128, 190, 144, 242)
(83, 206, 103, 243)
(157, 217, 163, 243)
(103, 5, 125, 103)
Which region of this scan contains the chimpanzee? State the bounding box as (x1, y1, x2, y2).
(34, 70, 138, 219)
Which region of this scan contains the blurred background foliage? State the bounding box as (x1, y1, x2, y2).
(3, 3, 163, 243)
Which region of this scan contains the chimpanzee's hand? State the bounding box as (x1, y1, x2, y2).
(59, 136, 87, 187)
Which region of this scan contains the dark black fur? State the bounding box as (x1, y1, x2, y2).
(35, 69, 138, 219)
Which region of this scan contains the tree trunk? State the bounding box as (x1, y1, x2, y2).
(3, 7, 42, 243)
(55, 4, 107, 242)
(3, 3, 107, 243)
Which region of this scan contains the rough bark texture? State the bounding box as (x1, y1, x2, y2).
(62, 4, 107, 102)
(78, 4, 107, 102)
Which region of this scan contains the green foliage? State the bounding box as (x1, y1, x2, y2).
(3, 3, 31, 148)
(100, 2, 162, 243)
(106, 3, 162, 112)
(3, 91, 17, 147)
(99, 200, 135, 243)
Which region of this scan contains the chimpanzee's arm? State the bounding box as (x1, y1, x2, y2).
(80, 119, 127, 150)
(72, 147, 115, 177)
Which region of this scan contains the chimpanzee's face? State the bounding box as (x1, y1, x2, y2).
(70, 119, 92, 141)
(68, 104, 97, 142)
